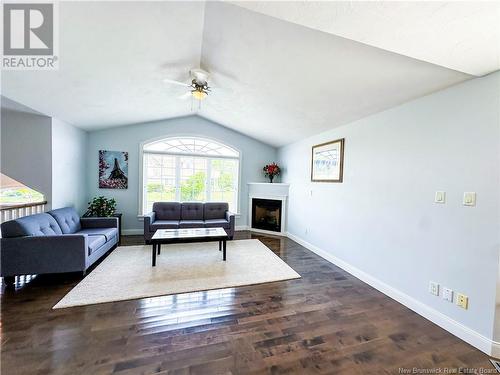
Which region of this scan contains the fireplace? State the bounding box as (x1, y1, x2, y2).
(251, 198, 282, 233)
(248, 182, 289, 235)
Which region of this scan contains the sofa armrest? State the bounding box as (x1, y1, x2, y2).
(225, 211, 235, 221)
(1, 235, 88, 276)
(226, 211, 235, 226)
(81, 217, 118, 229)
(143, 212, 156, 230)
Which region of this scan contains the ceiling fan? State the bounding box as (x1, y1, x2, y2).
(163, 68, 212, 101)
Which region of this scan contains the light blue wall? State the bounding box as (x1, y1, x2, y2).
(1, 105, 89, 214)
(51, 118, 88, 214)
(87, 115, 277, 232)
(1, 108, 53, 208)
(278, 72, 500, 340)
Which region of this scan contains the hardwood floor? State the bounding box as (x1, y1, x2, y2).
(1, 232, 491, 374)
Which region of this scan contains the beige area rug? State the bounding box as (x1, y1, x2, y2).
(53, 239, 300, 309)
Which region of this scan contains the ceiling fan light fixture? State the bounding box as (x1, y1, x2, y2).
(192, 90, 207, 100)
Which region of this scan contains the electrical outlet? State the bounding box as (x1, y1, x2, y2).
(429, 281, 439, 296)
(457, 293, 468, 309)
(442, 287, 453, 302)
(435, 191, 446, 204)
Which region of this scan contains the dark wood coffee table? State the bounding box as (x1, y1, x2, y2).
(150, 227, 229, 266)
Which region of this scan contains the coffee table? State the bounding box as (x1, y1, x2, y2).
(150, 227, 229, 266)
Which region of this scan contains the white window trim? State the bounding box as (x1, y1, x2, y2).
(138, 135, 242, 218)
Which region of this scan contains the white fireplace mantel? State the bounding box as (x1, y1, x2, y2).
(247, 182, 290, 198)
(248, 182, 290, 236)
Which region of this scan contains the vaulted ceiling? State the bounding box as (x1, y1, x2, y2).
(2, 1, 499, 147)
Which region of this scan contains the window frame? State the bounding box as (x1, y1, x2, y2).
(138, 136, 242, 217)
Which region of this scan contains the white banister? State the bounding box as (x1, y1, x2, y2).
(0, 201, 48, 225)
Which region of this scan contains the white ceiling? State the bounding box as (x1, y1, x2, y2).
(231, 1, 500, 77)
(2, 1, 497, 147)
(2, 1, 205, 127)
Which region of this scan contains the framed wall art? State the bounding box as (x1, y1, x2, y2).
(99, 150, 128, 189)
(311, 138, 344, 183)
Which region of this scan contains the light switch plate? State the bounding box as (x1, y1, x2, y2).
(435, 191, 446, 204)
(429, 281, 439, 296)
(463, 192, 476, 206)
(442, 287, 453, 302)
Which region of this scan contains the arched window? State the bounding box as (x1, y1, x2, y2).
(141, 137, 240, 214)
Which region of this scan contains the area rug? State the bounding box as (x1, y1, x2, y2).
(53, 239, 300, 309)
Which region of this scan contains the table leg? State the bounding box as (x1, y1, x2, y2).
(158, 243, 161, 255)
(219, 240, 222, 251)
(223, 239, 226, 261)
(152, 243, 157, 267)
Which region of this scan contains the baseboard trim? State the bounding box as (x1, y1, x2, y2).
(286, 231, 498, 358)
(235, 225, 249, 231)
(248, 227, 287, 237)
(122, 229, 143, 235)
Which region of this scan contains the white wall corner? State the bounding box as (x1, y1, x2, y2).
(286, 231, 498, 358)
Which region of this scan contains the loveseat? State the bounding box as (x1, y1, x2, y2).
(144, 202, 235, 242)
(1, 207, 119, 281)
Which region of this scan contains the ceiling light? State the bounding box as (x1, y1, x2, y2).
(192, 90, 207, 101)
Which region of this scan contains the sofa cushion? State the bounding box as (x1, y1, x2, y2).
(88, 235, 106, 255)
(76, 228, 118, 241)
(181, 203, 203, 220)
(179, 220, 204, 228)
(153, 202, 181, 220)
(204, 202, 228, 220)
(204, 218, 230, 229)
(0, 213, 62, 238)
(48, 207, 81, 234)
(150, 220, 180, 231)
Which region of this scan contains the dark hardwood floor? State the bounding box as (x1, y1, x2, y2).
(1, 232, 492, 374)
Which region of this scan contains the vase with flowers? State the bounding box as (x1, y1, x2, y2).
(263, 162, 281, 183)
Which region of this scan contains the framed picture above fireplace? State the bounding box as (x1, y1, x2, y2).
(311, 138, 344, 183)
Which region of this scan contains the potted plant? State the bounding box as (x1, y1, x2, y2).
(263, 162, 281, 183)
(85, 196, 117, 217)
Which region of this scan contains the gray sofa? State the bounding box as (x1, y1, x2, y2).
(1, 207, 119, 281)
(144, 202, 235, 242)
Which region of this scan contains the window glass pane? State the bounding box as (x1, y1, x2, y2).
(145, 154, 176, 212)
(180, 157, 206, 202)
(144, 137, 238, 157)
(147, 167, 161, 178)
(0, 174, 45, 205)
(210, 159, 238, 212)
(143, 138, 240, 214)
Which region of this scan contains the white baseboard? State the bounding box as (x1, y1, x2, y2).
(286, 231, 498, 358)
(235, 225, 249, 231)
(492, 342, 500, 359)
(122, 229, 143, 235)
(248, 227, 287, 237)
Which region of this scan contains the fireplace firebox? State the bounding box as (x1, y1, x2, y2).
(251, 198, 282, 233)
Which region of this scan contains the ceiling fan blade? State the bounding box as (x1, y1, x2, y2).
(163, 78, 190, 87)
(209, 86, 234, 96)
(177, 92, 192, 100)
